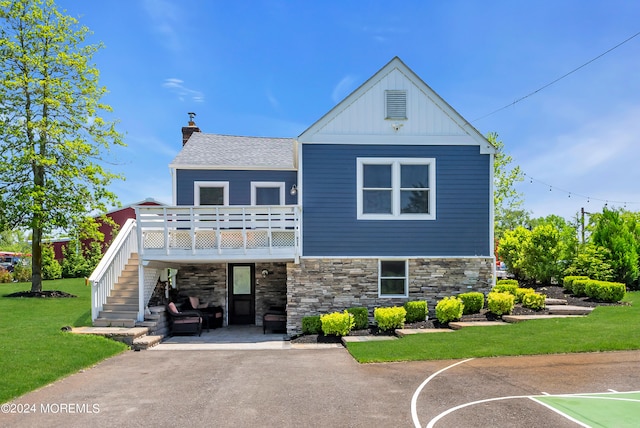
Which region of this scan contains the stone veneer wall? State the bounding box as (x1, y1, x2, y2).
(174, 262, 288, 326)
(286, 257, 493, 335)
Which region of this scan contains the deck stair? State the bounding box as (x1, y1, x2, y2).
(93, 254, 140, 328)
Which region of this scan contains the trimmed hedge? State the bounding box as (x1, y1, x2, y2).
(458, 292, 484, 315)
(515, 287, 535, 304)
(346, 307, 369, 330)
(487, 292, 515, 316)
(435, 296, 464, 323)
(563, 275, 589, 292)
(374, 306, 406, 332)
(522, 292, 546, 310)
(571, 278, 590, 297)
(584, 280, 626, 302)
(404, 301, 427, 323)
(320, 311, 355, 336)
(492, 282, 518, 296)
(302, 315, 322, 335)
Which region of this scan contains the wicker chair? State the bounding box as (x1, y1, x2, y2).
(166, 302, 202, 336)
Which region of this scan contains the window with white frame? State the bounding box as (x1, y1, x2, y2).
(379, 260, 408, 297)
(194, 181, 229, 206)
(251, 182, 285, 206)
(357, 158, 435, 220)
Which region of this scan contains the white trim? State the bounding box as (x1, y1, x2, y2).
(299, 255, 493, 260)
(194, 181, 229, 206)
(169, 164, 298, 171)
(357, 157, 436, 220)
(250, 182, 285, 206)
(378, 259, 409, 298)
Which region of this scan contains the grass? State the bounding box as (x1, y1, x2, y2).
(0, 278, 128, 403)
(347, 291, 640, 363)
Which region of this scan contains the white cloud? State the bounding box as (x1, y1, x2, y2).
(162, 78, 205, 103)
(141, 0, 182, 52)
(331, 75, 358, 104)
(515, 107, 640, 219)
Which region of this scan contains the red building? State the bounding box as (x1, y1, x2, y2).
(52, 198, 165, 261)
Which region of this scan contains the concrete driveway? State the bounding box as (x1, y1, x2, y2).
(2, 348, 639, 427)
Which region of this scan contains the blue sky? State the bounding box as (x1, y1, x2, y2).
(57, 0, 640, 221)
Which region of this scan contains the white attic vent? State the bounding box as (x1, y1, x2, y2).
(385, 90, 407, 120)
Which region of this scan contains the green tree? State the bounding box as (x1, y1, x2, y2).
(497, 226, 530, 281)
(521, 224, 563, 284)
(488, 132, 526, 241)
(590, 207, 639, 287)
(61, 240, 84, 278)
(0, 0, 124, 292)
(564, 243, 613, 281)
(41, 243, 61, 280)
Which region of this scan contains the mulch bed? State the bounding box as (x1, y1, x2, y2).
(290, 285, 627, 344)
(4, 290, 77, 298)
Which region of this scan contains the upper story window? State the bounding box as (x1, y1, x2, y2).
(385, 90, 407, 120)
(356, 158, 435, 220)
(251, 182, 285, 205)
(194, 181, 229, 206)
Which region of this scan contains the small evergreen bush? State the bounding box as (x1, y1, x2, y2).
(515, 287, 535, 304)
(458, 292, 484, 314)
(435, 296, 464, 323)
(584, 280, 626, 302)
(0, 269, 12, 283)
(563, 275, 589, 292)
(571, 278, 590, 297)
(404, 301, 427, 323)
(320, 311, 355, 336)
(374, 306, 406, 331)
(487, 292, 515, 316)
(346, 307, 369, 330)
(12, 262, 31, 282)
(521, 292, 546, 310)
(492, 282, 518, 296)
(302, 315, 322, 334)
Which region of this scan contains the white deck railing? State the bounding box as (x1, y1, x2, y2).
(135, 205, 300, 261)
(88, 218, 138, 322)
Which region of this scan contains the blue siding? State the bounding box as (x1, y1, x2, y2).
(302, 144, 491, 257)
(176, 170, 298, 205)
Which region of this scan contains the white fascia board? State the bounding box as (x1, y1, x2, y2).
(169, 163, 298, 171)
(300, 135, 496, 154)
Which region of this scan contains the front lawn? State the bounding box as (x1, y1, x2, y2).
(0, 279, 128, 403)
(347, 291, 640, 363)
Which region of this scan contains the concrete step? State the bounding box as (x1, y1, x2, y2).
(448, 321, 509, 330)
(103, 303, 138, 312)
(93, 318, 137, 328)
(132, 335, 163, 351)
(547, 305, 594, 315)
(136, 320, 158, 328)
(106, 297, 138, 305)
(545, 298, 568, 305)
(98, 310, 139, 320)
(503, 314, 587, 323)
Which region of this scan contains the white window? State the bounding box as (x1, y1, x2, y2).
(385, 90, 407, 120)
(379, 260, 408, 297)
(194, 181, 229, 206)
(356, 158, 435, 220)
(250, 182, 285, 206)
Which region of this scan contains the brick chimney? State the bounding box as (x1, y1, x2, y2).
(181, 112, 201, 146)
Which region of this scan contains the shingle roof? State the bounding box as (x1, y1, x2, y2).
(170, 133, 297, 170)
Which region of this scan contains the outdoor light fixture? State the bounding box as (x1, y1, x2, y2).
(290, 184, 297, 196)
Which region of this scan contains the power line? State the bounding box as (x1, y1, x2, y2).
(473, 30, 640, 123)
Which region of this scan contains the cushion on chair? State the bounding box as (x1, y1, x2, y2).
(168, 302, 178, 313)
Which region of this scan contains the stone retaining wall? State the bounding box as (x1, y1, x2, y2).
(286, 257, 493, 335)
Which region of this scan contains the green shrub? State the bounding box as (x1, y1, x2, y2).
(320, 311, 355, 336)
(492, 282, 518, 296)
(435, 296, 464, 323)
(0, 269, 12, 283)
(12, 263, 31, 282)
(346, 307, 369, 330)
(496, 279, 519, 287)
(41, 244, 62, 280)
(301, 315, 322, 334)
(563, 275, 589, 292)
(458, 292, 484, 314)
(522, 292, 546, 310)
(571, 278, 590, 297)
(584, 280, 626, 302)
(487, 292, 515, 316)
(404, 301, 427, 323)
(374, 306, 406, 331)
(515, 287, 535, 303)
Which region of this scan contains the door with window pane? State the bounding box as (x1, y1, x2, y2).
(229, 264, 255, 325)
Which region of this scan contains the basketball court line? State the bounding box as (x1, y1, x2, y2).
(411, 358, 640, 428)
